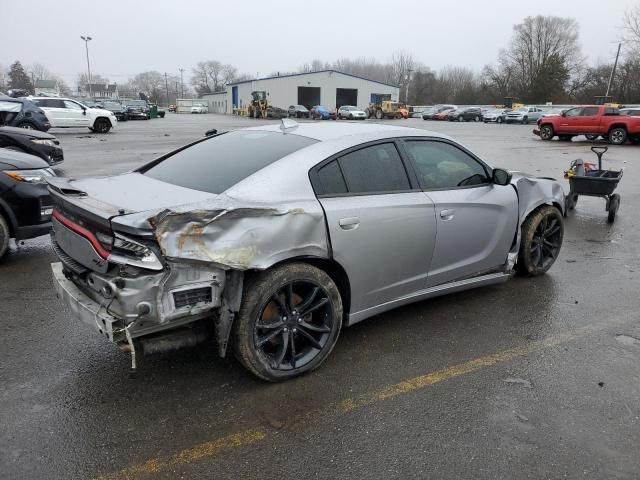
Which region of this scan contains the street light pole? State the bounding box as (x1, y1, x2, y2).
(405, 69, 413, 104)
(179, 68, 185, 99)
(80, 35, 93, 99)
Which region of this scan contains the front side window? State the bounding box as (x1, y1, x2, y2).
(404, 141, 489, 190)
(64, 100, 83, 110)
(582, 107, 599, 116)
(564, 108, 583, 117)
(337, 143, 410, 194)
(142, 131, 317, 194)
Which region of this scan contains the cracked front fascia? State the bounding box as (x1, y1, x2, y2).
(148, 194, 329, 270)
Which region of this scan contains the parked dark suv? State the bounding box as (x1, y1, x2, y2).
(100, 101, 129, 121)
(0, 126, 64, 166)
(448, 107, 483, 122)
(0, 98, 51, 131)
(0, 149, 55, 259)
(124, 100, 150, 120)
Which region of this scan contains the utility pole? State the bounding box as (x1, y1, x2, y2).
(164, 72, 170, 107)
(80, 35, 93, 98)
(179, 68, 185, 99)
(605, 43, 622, 100)
(405, 69, 413, 104)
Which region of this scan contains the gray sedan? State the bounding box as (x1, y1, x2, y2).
(49, 122, 565, 381)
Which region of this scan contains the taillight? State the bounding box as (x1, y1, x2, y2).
(52, 209, 111, 259)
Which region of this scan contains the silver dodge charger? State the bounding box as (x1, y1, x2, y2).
(49, 121, 565, 381)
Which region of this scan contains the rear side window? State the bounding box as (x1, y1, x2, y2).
(605, 107, 620, 116)
(317, 160, 347, 195)
(141, 130, 317, 194)
(337, 143, 410, 194)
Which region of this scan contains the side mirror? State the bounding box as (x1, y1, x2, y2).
(492, 168, 512, 186)
(561, 111, 566, 117)
(82, 108, 87, 115)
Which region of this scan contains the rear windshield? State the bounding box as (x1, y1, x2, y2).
(141, 130, 317, 194)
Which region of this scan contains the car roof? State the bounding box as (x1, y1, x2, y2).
(243, 122, 446, 142)
(224, 123, 454, 203)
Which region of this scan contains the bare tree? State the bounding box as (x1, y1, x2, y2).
(623, 4, 640, 52)
(502, 15, 583, 103)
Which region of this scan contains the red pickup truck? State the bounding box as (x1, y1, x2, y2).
(535, 105, 640, 145)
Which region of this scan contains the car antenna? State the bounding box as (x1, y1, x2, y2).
(280, 118, 298, 133)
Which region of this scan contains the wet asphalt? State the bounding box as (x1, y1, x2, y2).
(1, 115, 639, 480)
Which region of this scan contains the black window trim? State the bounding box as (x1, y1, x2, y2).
(309, 138, 420, 198)
(399, 137, 494, 192)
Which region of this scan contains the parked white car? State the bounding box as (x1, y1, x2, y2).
(191, 104, 208, 114)
(337, 105, 367, 120)
(29, 97, 117, 133)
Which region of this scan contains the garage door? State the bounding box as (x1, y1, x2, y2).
(336, 88, 358, 108)
(298, 87, 321, 109)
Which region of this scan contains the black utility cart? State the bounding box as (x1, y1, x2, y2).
(565, 146, 623, 223)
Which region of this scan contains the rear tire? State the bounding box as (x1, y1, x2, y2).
(0, 214, 10, 260)
(233, 263, 343, 382)
(375, 109, 383, 120)
(608, 127, 627, 145)
(607, 194, 620, 223)
(497, 117, 503, 124)
(16, 121, 36, 130)
(516, 206, 564, 276)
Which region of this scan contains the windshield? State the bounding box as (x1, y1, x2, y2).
(142, 131, 317, 194)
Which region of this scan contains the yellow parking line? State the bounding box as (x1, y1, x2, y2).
(96, 430, 267, 480)
(96, 328, 591, 480)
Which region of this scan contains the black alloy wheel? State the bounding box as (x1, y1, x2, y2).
(234, 263, 342, 381)
(517, 206, 564, 276)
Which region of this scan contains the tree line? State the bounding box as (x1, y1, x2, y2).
(2, 7, 639, 106)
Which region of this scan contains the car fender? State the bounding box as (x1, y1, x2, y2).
(510, 172, 566, 224)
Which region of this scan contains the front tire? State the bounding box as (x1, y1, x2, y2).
(522, 116, 529, 125)
(93, 118, 111, 133)
(539, 125, 554, 141)
(0, 214, 10, 260)
(375, 109, 383, 120)
(233, 263, 343, 382)
(516, 206, 564, 276)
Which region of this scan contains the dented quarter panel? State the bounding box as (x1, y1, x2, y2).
(149, 195, 328, 270)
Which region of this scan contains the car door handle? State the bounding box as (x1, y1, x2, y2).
(439, 209, 455, 220)
(339, 217, 360, 230)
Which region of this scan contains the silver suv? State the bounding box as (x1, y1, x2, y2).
(506, 106, 545, 125)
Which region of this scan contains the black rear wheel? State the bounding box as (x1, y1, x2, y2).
(516, 206, 564, 276)
(607, 194, 620, 223)
(0, 214, 10, 260)
(233, 263, 343, 381)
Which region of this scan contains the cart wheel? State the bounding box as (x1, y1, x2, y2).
(607, 194, 620, 223)
(565, 192, 578, 212)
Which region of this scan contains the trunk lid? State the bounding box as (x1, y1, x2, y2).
(48, 172, 216, 232)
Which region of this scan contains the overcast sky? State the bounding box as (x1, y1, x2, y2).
(0, 0, 635, 86)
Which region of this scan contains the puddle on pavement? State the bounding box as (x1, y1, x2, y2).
(615, 334, 640, 346)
